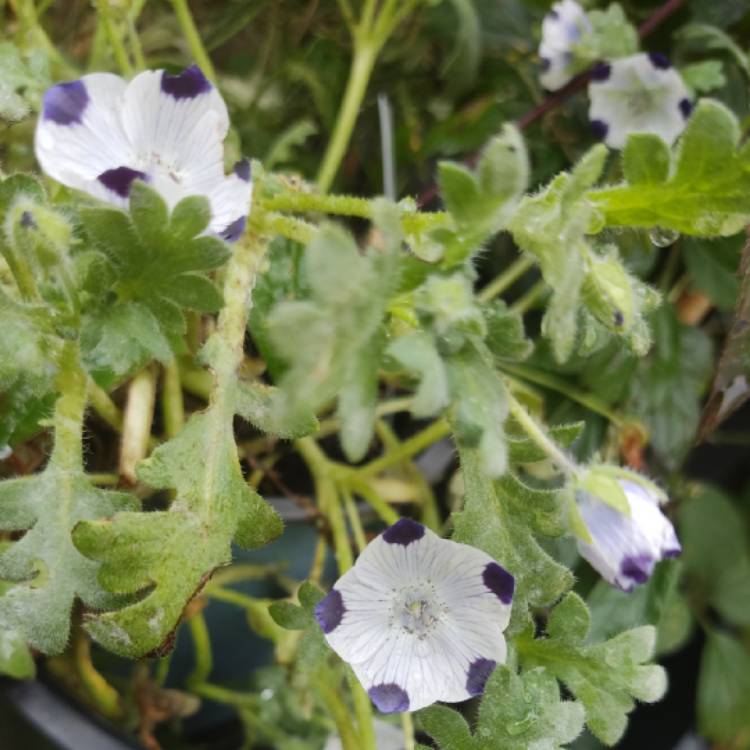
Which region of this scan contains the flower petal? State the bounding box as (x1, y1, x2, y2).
(576, 478, 680, 591)
(539, 0, 590, 91)
(35, 73, 132, 200)
(120, 66, 229, 204)
(207, 169, 253, 241)
(588, 52, 691, 149)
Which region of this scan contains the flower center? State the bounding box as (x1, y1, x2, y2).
(627, 89, 656, 117)
(391, 583, 445, 637)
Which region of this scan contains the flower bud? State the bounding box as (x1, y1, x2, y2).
(572, 471, 680, 592)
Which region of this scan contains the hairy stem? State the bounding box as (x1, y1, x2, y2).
(161, 359, 185, 439)
(51, 341, 88, 473)
(506, 391, 579, 476)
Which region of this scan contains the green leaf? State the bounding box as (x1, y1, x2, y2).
(0, 289, 58, 447)
(622, 135, 671, 186)
(79, 183, 231, 381)
(266, 201, 401, 462)
(587, 559, 691, 655)
(73, 409, 282, 657)
(628, 306, 713, 468)
(447, 343, 509, 478)
(269, 601, 310, 630)
(388, 332, 450, 418)
(234, 380, 317, 439)
(683, 234, 742, 311)
(436, 125, 528, 266)
(509, 145, 611, 361)
(454, 446, 573, 632)
(590, 100, 750, 236)
(679, 485, 750, 627)
(507, 422, 584, 464)
(697, 631, 750, 744)
(80, 302, 173, 383)
(0, 465, 135, 677)
(483, 301, 533, 362)
(680, 60, 727, 94)
(520, 595, 667, 746)
(581, 4, 638, 60)
(420, 665, 584, 750)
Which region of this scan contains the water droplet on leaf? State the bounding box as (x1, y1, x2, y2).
(648, 227, 679, 247)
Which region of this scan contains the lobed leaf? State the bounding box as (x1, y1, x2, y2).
(590, 100, 750, 236)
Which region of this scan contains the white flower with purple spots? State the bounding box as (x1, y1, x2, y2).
(539, 0, 592, 91)
(34, 65, 251, 242)
(314, 518, 514, 714)
(576, 478, 681, 592)
(588, 52, 693, 149)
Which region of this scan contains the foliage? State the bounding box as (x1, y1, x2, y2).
(1, 1, 750, 749)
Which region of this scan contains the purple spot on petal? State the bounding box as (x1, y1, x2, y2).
(621, 554, 652, 585)
(98, 166, 147, 198)
(233, 159, 251, 182)
(548, 8, 559, 19)
(466, 658, 497, 696)
(483, 562, 514, 604)
(314, 589, 345, 634)
(221, 216, 246, 242)
(42, 80, 89, 125)
(591, 119, 609, 140)
(664, 547, 682, 558)
(382, 518, 425, 546)
(648, 52, 671, 70)
(679, 98, 693, 119)
(591, 62, 612, 82)
(540, 57, 551, 72)
(368, 684, 409, 714)
(161, 64, 212, 99)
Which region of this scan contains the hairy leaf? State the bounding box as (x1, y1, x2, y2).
(590, 100, 750, 236)
(0, 465, 135, 677)
(73, 409, 282, 657)
(519, 593, 667, 745)
(420, 665, 584, 750)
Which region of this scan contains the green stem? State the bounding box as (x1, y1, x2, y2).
(93, 0, 133, 76)
(401, 711, 416, 750)
(347, 671, 377, 750)
(161, 358, 185, 439)
(187, 611, 212, 688)
(506, 391, 578, 476)
(73, 627, 121, 719)
(499, 362, 626, 428)
(346, 477, 399, 525)
(355, 418, 450, 480)
(264, 212, 316, 246)
(316, 672, 361, 750)
(205, 585, 257, 610)
(262, 189, 449, 232)
(478, 255, 535, 302)
(51, 341, 88, 473)
(169, 0, 216, 81)
(342, 486, 367, 553)
(297, 437, 354, 573)
(316, 39, 379, 193)
(511, 279, 547, 314)
(193, 681, 255, 707)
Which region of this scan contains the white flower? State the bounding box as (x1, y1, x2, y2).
(315, 518, 514, 714)
(34, 65, 251, 241)
(539, 0, 591, 91)
(576, 478, 681, 592)
(588, 52, 692, 149)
